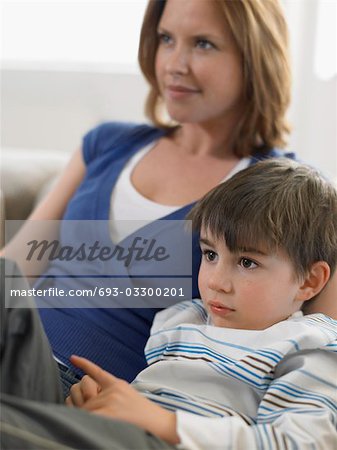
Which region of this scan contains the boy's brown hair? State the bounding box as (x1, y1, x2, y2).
(138, 0, 291, 157)
(187, 159, 337, 280)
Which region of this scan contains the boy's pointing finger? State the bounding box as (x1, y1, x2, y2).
(70, 355, 118, 388)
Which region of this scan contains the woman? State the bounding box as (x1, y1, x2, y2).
(3, 0, 335, 392)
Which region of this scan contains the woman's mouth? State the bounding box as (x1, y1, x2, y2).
(166, 85, 200, 100)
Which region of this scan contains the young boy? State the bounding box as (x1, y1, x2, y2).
(2, 159, 337, 449)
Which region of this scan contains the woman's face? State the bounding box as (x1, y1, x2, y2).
(155, 0, 244, 127)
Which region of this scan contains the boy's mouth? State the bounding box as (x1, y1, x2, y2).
(208, 301, 235, 317)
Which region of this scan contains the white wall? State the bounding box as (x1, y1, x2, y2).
(1, 67, 148, 153)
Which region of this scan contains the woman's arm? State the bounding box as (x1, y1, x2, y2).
(0, 148, 86, 278)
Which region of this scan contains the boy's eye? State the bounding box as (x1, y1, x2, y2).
(203, 250, 218, 262)
(196, 39, 215, 50)
(239, 258, 258, 269)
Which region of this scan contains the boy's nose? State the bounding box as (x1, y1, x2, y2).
(207, 270, 233, 294)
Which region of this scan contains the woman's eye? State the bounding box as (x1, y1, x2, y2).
(203, 250, 217, 262)
(158, 33, 172, 45)
(196, 39, 215, 50)
(240, 258, 258, 269)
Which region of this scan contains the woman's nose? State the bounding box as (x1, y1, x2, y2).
(165, 45, 190, 76)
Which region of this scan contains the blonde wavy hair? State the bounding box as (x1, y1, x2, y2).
(138, 0, 291, 157)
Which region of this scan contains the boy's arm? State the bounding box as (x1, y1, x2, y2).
(176, 347, 337, 449)
(69, 356, 180, 446)
(70, 348, 337, 450)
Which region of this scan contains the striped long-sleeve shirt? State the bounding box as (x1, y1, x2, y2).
(132, 299, 337, 450)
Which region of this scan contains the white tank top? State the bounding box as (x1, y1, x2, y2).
(109, 143, 250, 243)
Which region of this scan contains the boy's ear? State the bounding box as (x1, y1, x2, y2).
(295, 261, 331, 303)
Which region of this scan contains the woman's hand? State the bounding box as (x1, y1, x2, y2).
(68, 355, 180, 446)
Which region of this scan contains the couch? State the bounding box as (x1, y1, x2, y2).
(0, 148, 69, 247)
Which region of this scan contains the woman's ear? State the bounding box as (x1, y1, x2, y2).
(296, 261, 331, 303)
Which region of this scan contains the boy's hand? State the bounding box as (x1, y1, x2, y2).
(68, 355, 180, 445)
(65, 368, 101, 407)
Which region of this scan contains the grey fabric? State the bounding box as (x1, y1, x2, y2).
(0, 258, 64, 402)
(0, 259, 175, 450)
(1, 394, 174, 450)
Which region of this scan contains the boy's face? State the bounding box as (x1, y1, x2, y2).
(198, 230, 305, 330)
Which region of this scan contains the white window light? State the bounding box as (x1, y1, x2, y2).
(314, 0, 337, 80)
(1, 1, 148, 71)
